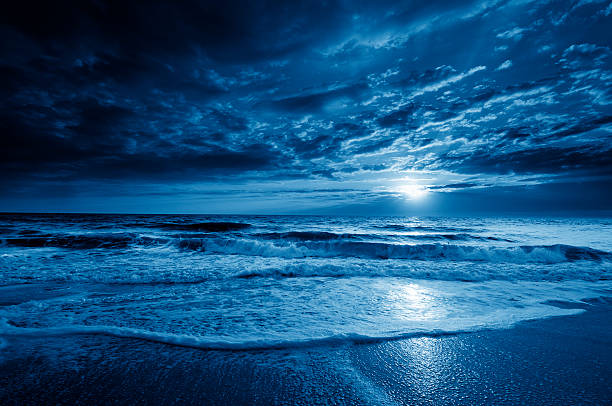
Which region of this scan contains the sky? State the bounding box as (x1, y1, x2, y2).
(1, 0, 611, 215)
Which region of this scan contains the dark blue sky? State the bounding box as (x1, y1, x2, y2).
(1, 0, 611, 214)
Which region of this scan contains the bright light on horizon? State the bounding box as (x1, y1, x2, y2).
(399, 184, 429, 200)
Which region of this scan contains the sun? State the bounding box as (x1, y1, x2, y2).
(399, 184, 429, 200)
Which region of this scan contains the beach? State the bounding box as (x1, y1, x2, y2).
(3, 0, 611, 403)
(1, 297, 611, 405)
(1, 214, 611, 405)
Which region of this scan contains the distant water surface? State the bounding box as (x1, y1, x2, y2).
(0, 214, 611, 349)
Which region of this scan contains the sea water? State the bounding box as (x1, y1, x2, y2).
(0, 214, 611, 350)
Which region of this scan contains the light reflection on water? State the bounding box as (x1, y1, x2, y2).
(0, 214, 610, 349)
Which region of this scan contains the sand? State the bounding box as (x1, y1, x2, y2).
(1, 297, 611, 405)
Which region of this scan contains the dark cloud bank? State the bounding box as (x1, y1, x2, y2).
(1, 0, 611, 214)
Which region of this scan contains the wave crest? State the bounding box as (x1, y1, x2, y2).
(0, 320, 472, 351)
(177, 238, 610, 263)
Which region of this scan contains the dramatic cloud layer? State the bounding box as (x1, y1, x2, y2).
(1, 0, 611, 213)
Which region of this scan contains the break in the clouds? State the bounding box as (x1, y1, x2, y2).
(1, 0, 611, 214)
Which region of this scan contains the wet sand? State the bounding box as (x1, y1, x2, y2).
(1, 297, 611, 405)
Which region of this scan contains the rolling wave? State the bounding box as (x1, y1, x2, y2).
(2, 230, 609, 264)
(2, 234, 168, 250)
(234, 261, 612, 281)
(156, 222, 251, 232)
(255, 231, 511, 242)
(255, 231, 370, 241)
(0, 319, 505, 351)
(178, 238, 611, 263)
(374, 224, 474, 233)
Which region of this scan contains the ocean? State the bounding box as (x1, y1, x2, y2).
(1, 214, 611, 404)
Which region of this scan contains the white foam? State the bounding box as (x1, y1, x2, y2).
(0, 278, 604, 351)
(181, 238, 609, 264)
(0, 308, 583, 351)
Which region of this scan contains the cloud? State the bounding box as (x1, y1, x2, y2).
(495, 60, 513, 71)
(560, 43, 610, 69)
(496, 27, 526, 40)
(411, 65, 487, 97)
(440, 146, 612, 176)
(428, 182, 480, 190)
(268, 83, 370, 113)
(1, 0, 611, 213)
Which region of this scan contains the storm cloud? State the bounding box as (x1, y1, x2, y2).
(1, 0, 611, 213)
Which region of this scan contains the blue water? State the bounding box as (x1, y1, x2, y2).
(0, 214, 611, 350)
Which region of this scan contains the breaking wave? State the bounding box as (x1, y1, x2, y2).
(178, 238, 611, 263)
(2, 230, 609, 265)
(0, 319, 548, 351)
(255, 231, 511, 242)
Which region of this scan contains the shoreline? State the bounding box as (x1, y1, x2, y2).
(1, 296, 611, 405)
